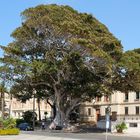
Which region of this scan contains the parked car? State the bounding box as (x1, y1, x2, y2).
(18, 123, 33, 131)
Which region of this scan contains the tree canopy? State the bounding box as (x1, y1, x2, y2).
(113, 49, 140, 92)
(0, 4, 139, 127)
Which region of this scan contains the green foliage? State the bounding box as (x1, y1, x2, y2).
(0, 118, 16, 129)
(3, 118, 16, 129)
(116, 122, 127, 133)
(0, 128, 20, 135)
(16, 119, 25, 127)
(0, 4, 126, 126)
(0, 83, 7, 93)
(22, 111, 37, 124)
(0, 4, 123, 101)
(113, 49, 140, 92)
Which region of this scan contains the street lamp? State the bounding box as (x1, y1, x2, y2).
(105, 105, 111, 140)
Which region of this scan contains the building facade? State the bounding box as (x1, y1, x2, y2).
(0, 93, 52, 120)
(10, 98, 52, 120)
(1, 91, 140, 131)
(80, 91, 140, 131)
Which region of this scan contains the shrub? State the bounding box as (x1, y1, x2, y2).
(3, 118, 16, 129)
(0, 118, 17, 129)
(0, 128, 20, 135)
(16, 119, 25, 127)
(22, 111, 37, 124)
(116, 122, 127, 133)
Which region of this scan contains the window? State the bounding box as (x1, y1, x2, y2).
(136, 92, 140, 100)
(124, 93, 128, 101)
(129, 123, 137, 127)
(104, 96, 109, 102)
(96, 97, 101, 102)
(18, 113, 20, 117)
(125, 107, 128, 115)
(88, 108, 91, 116)
(112, 112, 117, 121)
(136, 106, 139, 115)
(14, 112, 16, 117)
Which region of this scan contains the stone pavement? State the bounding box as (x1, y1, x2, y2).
(109, 132, 140, 138)
(0, 130, 140, 140)
(0, 134, 80, 140)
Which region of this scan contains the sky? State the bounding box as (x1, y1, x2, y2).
(0, 0, 140, 56)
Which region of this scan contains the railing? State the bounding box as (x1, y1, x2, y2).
(117, 114, 140, 121)
(97, 114, 140, 122)
(123, 99, 128, 102)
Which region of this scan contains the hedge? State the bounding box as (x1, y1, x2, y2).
(0, 128, 20, 135)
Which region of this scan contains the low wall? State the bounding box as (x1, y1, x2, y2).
(97, 120, 111, 130)
(97, 120, 140, 133)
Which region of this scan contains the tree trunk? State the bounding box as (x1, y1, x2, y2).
(49, 104, 70, 129)
(37, 98, 41, 121)
(52, 104, 56, 120)
(46, 99, 56, 120)
(1, 92, 5, 120)
(49, 85, 80, 129)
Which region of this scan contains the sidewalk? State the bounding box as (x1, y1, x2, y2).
(0, 134, 80, 140)
(28, 127, 140, 139)
(105, 131, 140, 138)
(1, 131, 140, 140)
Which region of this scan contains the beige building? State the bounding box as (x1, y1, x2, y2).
(80, 91, 140, 130)
(0, 93, 52, 120)
(10, 98, 52, 120)
(1, 91, 140, 131)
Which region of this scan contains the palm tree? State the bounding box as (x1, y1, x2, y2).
(0, 82, 7, 119)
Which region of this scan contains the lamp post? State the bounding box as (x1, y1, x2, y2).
(105, 105, 111, 140)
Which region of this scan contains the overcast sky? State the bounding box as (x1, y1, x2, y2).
(0, 0, 140, 56)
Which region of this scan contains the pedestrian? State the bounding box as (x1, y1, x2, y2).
(41, 121, 45, 130)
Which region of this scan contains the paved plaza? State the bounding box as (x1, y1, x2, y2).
(0, 130, 140, 140)
(0, 134, 79, 140)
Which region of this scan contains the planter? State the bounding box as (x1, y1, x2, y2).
(117, 129, 123, 133)
(116, 122, 127, 133)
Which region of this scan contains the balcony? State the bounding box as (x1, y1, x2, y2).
(123, 99, 128, 102)
(134, 99, 140, 102)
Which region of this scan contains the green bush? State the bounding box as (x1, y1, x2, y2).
(0, 128, 20, 135)
(16, 119, 25, 127)
(22, 111, 37, 124)
(116, 122, 127, 133)
(2, 118, 16, 129)
(0, 118, 18, 129)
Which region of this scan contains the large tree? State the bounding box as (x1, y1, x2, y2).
(0, 4, 123, 127)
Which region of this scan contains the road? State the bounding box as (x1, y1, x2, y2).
(0, 130, 139, 140)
